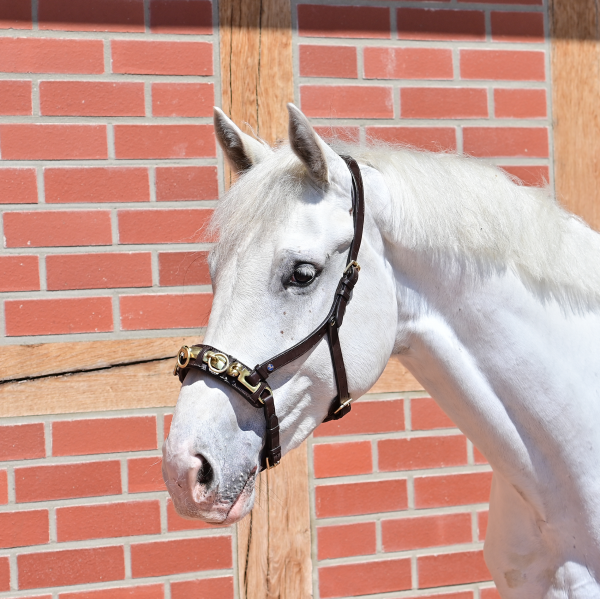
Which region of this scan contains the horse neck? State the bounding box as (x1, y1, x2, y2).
(380, 209, 600, 507)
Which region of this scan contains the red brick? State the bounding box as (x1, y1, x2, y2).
(19, 546, 125, 589)
(320, 558, 411, 598)
(299, 45, 357, 78)
(481, 588, 501, 599)
(45, 167, 149, 204)
(313, 126, 360, 143)
(131, 536, 232, 577)
(301, 85, 393, 119)
(15, 460, 121, 502)
(491, 11, 544, 42)
(401, 87, 487, 119)
(418, 550, 491, 588)
(0, 124, 107, 160)
(364, 47, 452, 80)
(316, 479, 407, 517)
(379, 435, 467, 471)
(314, 441, 372, 478)
(479, 510, 488, 540)
(0, 80, 32, 115)
(412, 397, 456, 430)
(0, 168, 37, 204)
(60, 584, 164, 599)
(464, 127, 548, 157)
(382, 513, 471, 552)
(414, 471, 493, 508)
(317, 522, 376, 560)
(0, 0, 31, 28)
(39, 0, 144, 32)
(367, 126, 456, 152)
(494, 88, 546, 118)
(53, 416, 157, 456)
(0, 510, 49, 549)
(500, 165, 549, 187)
(152, 82, 213, 117)
(156, 166, 217, 201)
(47, 253, 151, 291)
(128, 457, 164, 493)
(158, 251, 210, 287)
(298, 5, 390, 39)
(150, 0, 212, 35)
(0, 557, 9, 591)
(0, 38, 104, 74)
(118, 208, 213, 244)
(40, 81, 144, 117)
(5, 297, 114, 337)
(0, 423, 45, 460)
(114, 124, 215, 159)
(167, 499, 219, 531)
(0, 470, 7, 504)
(171, 578, 233, 599)
(315, 399, 404, 437)
(120, 293, 213, 330)
(461, 49, 545, 81)
(397, 8, 485, 41)
(4, 210, 111, 248)
(0, 256, 40, 292)
(57, 501, 161, 542)
(111, 40, 213, 76)
(164, 415, 172, 438)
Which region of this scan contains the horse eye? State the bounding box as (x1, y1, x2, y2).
(291, 263, 317, 286)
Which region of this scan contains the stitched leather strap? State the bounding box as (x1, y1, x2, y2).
(174, 155, 365, 470)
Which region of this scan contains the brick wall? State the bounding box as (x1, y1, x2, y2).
(0, 0, 217, 344)
(0, 409, 235, 599)
(2, 0, 552, 597)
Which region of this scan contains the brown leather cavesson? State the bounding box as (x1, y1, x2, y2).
(173, 155, 365, 472)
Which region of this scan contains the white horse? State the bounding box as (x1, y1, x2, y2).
(163, 104, 600, 599)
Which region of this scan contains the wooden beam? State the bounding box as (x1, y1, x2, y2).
(0, 334, 422, 418)
(550, 0, 600, 230)
(218, 2, 312, 597)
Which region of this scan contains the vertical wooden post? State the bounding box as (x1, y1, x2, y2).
(218, 2, 313, 598)
(550, 0, 600, 230)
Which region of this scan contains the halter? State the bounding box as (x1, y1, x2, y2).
(173, 155, 365, 472)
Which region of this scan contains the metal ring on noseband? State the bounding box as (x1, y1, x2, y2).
(173, 154, 365, 472)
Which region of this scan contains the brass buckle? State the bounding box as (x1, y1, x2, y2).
(344, 260, 360, 274)
(203, 350, 230, 374)
(237, 369, 272, 405)
(334, 397, 353, 414)
(266, 457, 279, 470)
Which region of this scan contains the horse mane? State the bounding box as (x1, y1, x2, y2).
(211, 140, 600, 311)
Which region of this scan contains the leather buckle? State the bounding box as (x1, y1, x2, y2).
(343, 260, 360, 274)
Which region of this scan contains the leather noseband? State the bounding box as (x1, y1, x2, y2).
(173, 155, 365, 472)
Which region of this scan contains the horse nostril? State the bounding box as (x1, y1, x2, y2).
(196, 455, 214, 487)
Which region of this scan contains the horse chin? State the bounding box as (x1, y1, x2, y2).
(167, 477, 256, 525)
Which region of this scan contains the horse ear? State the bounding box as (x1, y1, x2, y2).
(214, 107, 271, 174)
(287, 103, 334, 187)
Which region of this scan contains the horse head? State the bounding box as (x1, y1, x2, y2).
(162, 104, 397, 524)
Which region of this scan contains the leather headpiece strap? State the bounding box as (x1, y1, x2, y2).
(173, 155, 365, 471)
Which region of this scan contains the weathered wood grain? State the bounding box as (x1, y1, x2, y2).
(237, 443, 312, 599)
(550, 0, 600, 231)
(0, 336, 198, 382)
(0, 359, 180, 418)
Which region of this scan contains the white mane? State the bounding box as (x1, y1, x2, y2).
(212, 142, 600, 310)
